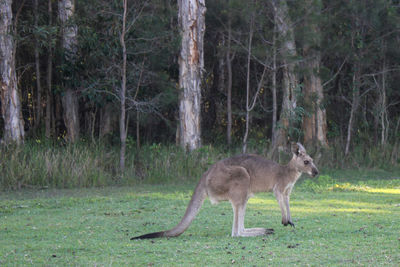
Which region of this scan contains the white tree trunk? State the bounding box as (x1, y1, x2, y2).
(59, 0, 79, 143)
(0, 0, 25, 144)
(177, 0, 206, 151)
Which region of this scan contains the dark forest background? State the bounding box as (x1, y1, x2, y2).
(1, 0, 400, 188)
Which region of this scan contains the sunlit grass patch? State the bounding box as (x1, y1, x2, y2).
(332, 183, 400, 194)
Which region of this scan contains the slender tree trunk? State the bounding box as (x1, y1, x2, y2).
(45, 0, 53, 138)
(0, 0, 25, 144)
(136, 110, 140, 150)
(271, 0, 299, 152)
(226, 17, 233, 147)
(119, 0, 128, 172)
(345, 65, 360, 156)
(177, 0, 206, 151)
(271, 23, 277, 145)
(58, 0, 79, 143)
(380, 60, 387, 146)
(34, 0, 42, 129)
(242, 15, 267, 153)
(242, 18, 254, 153)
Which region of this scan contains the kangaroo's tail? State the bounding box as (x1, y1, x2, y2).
(131, 177, 207, 240)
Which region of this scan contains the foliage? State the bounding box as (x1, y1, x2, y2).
(2, 0, 400, 173)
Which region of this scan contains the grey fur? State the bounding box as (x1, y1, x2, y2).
(131, 143, 318, 239)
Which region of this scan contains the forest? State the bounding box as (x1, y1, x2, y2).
(1, 0, 400, 187)
(2, 1, 400, 265)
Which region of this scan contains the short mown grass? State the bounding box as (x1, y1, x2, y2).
(1, 176, 399, 266)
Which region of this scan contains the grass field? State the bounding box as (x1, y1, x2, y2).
(1, 171, 400, 266)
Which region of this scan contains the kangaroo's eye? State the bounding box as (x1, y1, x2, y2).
(304, 160, 310, 165)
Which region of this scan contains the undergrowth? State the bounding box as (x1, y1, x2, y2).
(0, 140, 399, 190)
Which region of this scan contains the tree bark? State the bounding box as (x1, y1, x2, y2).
(45, 0, 53, 138)
(177, 0, 206, 151)
(119, 0, 128, 172)
(34, 0, 42, 129)
(226, 16, 233, 147)
(242, 19, 253, 154)
(99, 102, 115, 138)
(271, 22, 277, 145)
(58, 0, 79, 143)
(0, 0, 25, 144)
(271, 0, 299, 152)
(377, 58, 388, 146)
(345, 65, 361, 156)
(301, 0, 328, 148)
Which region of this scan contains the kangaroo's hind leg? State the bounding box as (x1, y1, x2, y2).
(228, 166, 274, 237)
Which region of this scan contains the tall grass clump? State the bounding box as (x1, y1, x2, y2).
(0, 141, 119, 190)
(134, 144, 227, 184)
(1, 139, 398, 190)
(0, 141, 229, 190)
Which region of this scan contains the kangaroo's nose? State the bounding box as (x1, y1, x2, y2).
(312, 168, 319, 177)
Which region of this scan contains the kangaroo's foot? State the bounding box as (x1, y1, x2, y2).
(234, 228, 274, 237)
(282, 220, 295, 228)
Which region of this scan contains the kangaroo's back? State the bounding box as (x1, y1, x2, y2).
(222, 154, 281, 193)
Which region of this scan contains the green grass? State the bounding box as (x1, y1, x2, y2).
(1, 177, 399, 266)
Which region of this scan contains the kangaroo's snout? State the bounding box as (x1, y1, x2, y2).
(311, 167, 319, 177)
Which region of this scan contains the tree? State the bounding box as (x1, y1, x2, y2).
(0, 0, 25, 144)
(119, 0, 128, 172)
(270, 0, 300, 154)
(58, 0, 80, 142)
(241, 8, 267, 153)
(177, 0, 206, 151)
(45, 0, 54, 138)
(226, 13, 234, 147)
(301, 0, 328, 148)
(33, 0, 43, 129)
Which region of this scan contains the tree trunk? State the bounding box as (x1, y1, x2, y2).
(119, 0, 128, 172)
(301, 0, 328, 148)
(0, 0, 25, 144)
(34, 0, 42, 129)
(271, 22, 277, 145)
(45, 0, 53, 138)
(345, 65, 361, 156)
(58, 0, 79, 143)
(242, 17, 254, 153)
(99, 102, 115, 138)
(271, 0, 299, 152)
(226, 17, 233, 147)
(177, 0, 206, 151)
(378, 59, 388, 146)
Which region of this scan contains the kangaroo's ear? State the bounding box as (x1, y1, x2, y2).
(291, 142, 306, 156)
(296, 143, 306, 153)
(291, 142, 300, 156)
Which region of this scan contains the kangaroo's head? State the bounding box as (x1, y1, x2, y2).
(291, 143, 319, 177)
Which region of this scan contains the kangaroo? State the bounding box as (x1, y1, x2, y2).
(131, 143, 319, 239)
